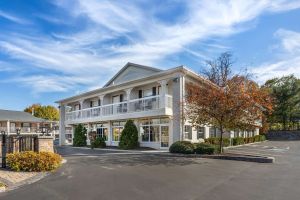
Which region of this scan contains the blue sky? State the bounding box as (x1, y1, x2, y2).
(0, 0, 300, 111)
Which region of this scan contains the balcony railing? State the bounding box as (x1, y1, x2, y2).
(66, 95, 173, 122)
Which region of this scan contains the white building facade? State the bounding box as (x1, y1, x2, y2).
(57, 63, 259, 149)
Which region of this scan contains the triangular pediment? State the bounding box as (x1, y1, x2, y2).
(104, 63, 162, 87)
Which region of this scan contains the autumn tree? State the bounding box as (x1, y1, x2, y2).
(186, 53, 272, 152)
(24, 104, 59, 121)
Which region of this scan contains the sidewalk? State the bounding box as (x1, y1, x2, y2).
(0, 169, 47, 192)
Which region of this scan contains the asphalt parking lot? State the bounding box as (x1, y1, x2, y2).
(1, 141, 300, 200)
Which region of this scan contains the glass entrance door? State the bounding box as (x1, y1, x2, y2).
(160, 126, 169, 148)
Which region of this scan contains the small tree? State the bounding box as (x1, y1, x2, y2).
(119, 120, 139, 149)
(73, 124, 87, 147)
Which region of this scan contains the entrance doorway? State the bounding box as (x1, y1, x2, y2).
(160, 125, 169, 148)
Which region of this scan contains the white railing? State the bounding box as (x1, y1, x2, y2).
(66, 95, 173, 122)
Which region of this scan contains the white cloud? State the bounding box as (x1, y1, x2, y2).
(251, 29, 300, 83)
(1, 0, 300, 93)
(0, 10, 29, 24)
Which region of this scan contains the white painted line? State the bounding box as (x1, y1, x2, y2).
(101, 166, 114, 170)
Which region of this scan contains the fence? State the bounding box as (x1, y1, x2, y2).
(1, 135, 39, 168)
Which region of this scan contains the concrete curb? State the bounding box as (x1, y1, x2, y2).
(154, 152, 275, 163)
(223, 140, 268, 150)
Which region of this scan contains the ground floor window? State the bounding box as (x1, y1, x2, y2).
(139, 117, 169, 143)
(209, 127, 221, 137)
(111, 121, 125, 141)
(197, 127, 205, 139)
(140, 125, 160, 142)
(234, 130, 239, 137)
(95, 123, 108, 141)
(184, 125, 192, 140)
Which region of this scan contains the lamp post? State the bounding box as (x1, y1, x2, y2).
(1, 131, 7, 168)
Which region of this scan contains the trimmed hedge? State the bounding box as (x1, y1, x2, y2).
(169, 141, 195, 154)
(170, 135, 266, 155)
(7, 151, 62, 172)
(194, 143, 218, 154)
(232, 137, 245, 145)
(204, 137, 230, 147)
(91, 137, 106, 149)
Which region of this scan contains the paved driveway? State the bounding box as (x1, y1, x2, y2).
(1, 141, 300, 200)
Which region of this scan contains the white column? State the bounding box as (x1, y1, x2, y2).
(172, 76, 184, 142)
(59, 104, 66, 146)
(159, 80, 168, 108)
(107, 121, 112, 146)
(204, 126, 210, 139)
(7, 120, 10, 135)
(87, 123, 91, 145)
(255, 128, 259, 136)
(125, 88, 132, 112)
(98, 95, 105, 105)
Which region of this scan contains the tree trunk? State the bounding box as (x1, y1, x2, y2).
(219, 126, 224, 154)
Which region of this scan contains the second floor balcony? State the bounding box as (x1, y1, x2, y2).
(65, 95, 173, 123)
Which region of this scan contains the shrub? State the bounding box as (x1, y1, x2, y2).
(73, 124, 87, 147)
(194, 143, 218, 154)
(119, 120, 139, 149)
(232, 137, 245, 146)
(254, 135, 260, 142)
(259, 135, 266, 141)
(205, 137, 230, 147)
(7, 151, 62, 172)
(91, 137, 106, 149)
(169, 141, 194, 154)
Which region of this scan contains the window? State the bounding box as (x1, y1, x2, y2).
(140, 125, 160, 142)
(197, 127, 205, 139)
(144, 89, 153, 97)
(96, 124, 108, 141)
(209, 127, 216, 137)
(111, 121, 125, 141)
(74, 104, 80, 110)
(22, 123, 30, 127)
(139, 118, 169, 142)
(184, 125, 192, 140)
(209, 127, 221, 137)
(234, 130, 239, 137)
(152, 87, 156, 95)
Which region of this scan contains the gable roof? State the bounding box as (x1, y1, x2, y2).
(0, 109, 45, 122)
(104, 62, 162, 87)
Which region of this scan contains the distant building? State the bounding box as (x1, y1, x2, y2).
(0, 109, 58, 137)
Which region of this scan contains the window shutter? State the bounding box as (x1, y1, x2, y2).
(120, 94, 124, 102)
(152, 87, 156, 96)
(138, 90, 143, 98)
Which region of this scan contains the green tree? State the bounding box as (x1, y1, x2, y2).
(73, 124, 87, 147)
(264, 75, 300, 130)
(24, 104, 59, 121)
(119, 120, 139, 149)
